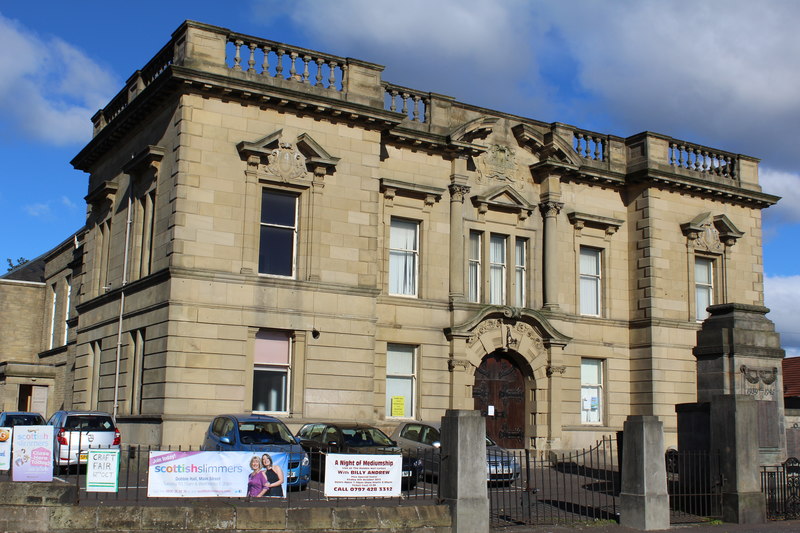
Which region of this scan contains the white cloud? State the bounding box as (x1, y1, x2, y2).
(765, 275, 800, 356)
(760, 168, 800, 224)
(0, 14, 118, 145)
(24, 203, 50, 217)
(535, 1, 800, 166)
(61, 196, 77, 209)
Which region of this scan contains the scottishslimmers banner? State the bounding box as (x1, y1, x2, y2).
(147, 451, 287, 497)
(11, 425, 53, 482)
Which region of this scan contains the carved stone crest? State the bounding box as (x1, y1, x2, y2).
(695, 221, 723, 253)
(264, 141, 307, 181)
(475, 144, 518, 185)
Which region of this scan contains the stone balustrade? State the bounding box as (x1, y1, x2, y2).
(669, 141, 738, 180)
(573, 129, 608, 162)
(227, 33, 346, 91)
(88, 20, 756, 191)
(383, 83, 429, 123)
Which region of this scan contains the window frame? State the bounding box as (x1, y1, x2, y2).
(579, 246, 602, 316)
(258, 188, 299, 278)
(468, 231, 482, 303)
(580, 358, 604, 425)
(489, 234, 508, 305)
(694, 256, 714, 321)
(385, 343, 417, 419)
(514, 238, 527, 307)
(388, 217, 420, 297)
(252, 330, 292, 415)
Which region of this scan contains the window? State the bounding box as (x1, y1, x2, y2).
(695, 257, 713, 321)
(389, 218, 419, 296)
(489, 234, 507, 305)
(468, 231, 482, 302)
(253, 330, 291, 413)
(514, 238, 527, 307)
(579, 247, 602, 316)
(386, 344, 416, 418)
(259, 189, 298, 276)
(63, 277, 71, 345)
(581, 358, 603, 424)
(49, 283, 57, 349)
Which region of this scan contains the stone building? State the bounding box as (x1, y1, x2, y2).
(0, 21, 782, 451)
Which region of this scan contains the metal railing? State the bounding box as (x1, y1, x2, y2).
(761, 457, 800, 520)
(666, 449, 723, 524)
(47, 444, 440, 507)
(489, 436, 619, 528)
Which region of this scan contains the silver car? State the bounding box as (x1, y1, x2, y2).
(47, 410, 120, 468)
(391, 421, 521, 484)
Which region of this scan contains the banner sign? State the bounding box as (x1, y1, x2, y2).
(324, 454, 402, 497)
(12, 425, 53, 482)
(86, 449, 120, 492)
(147, 451, 288, 498)
(0, 427, 11, 471)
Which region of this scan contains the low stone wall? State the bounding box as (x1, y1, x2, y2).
(0, 482, 451, 533)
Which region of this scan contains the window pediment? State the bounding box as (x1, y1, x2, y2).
(472, 185, 535, 220)
(681, 212, 744, 250)
(237, 129, 339, 184)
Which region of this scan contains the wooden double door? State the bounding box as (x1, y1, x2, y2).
(472, 351, 526, 449)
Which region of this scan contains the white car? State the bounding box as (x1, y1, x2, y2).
(47, 410, 120, 468)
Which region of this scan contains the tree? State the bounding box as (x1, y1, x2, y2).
(6, 257, 29, 271)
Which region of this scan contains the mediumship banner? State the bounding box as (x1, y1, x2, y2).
(147, 450, 287, 498)
(324, 453, 402, 497)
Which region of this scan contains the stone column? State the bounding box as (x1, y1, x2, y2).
(448, 166, 470, 302)
(711, 395, 766, 524)
(545, 364, 566, 448)
(539, 197, 563, 311)
(619, 415, 670, 530)
(440, 410, 489, 533)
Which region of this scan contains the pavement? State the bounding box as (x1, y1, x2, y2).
(502, 520, 800, 533)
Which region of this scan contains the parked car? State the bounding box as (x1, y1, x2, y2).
(295, 422, 422, 489)
(47, 410, 120, 469)
(0, 411, 46, 427)
(201, 413, 310, 489)
(391, 421, 521, 484)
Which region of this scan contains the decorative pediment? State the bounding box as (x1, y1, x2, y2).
(568, 211, 624, 236)
(512, 123, 582, 167)
(472, 185, 536, 220)
(445, 306, 571, 351)
(681, 212, 744, 250)
(448, 116, 498, 143)
(237, 129, 339, 182)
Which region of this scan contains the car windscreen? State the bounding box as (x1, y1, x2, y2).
(238, 421, 295, 445)
(342, 427, 394, 447)
(64, 415, 115, 431)
(5, 414, 45, 426)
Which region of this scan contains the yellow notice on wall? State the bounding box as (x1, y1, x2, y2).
(391, 396, 405, 417)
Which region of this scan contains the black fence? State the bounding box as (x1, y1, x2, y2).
(489, 436, 619, 528)
(761, 457, 800, 520)
(665, 449, 723, 524)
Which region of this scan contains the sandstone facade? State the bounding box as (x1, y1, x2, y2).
(0, 21, 780, 451)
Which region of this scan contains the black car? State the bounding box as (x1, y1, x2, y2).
(296, 422, 421, 489)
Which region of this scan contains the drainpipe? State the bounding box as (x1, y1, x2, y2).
(112, 191, 133, 420)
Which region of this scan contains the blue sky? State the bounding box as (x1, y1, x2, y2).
(1, 1, 799, 352)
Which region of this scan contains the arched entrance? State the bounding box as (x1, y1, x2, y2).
(473, 350, 525, 449)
